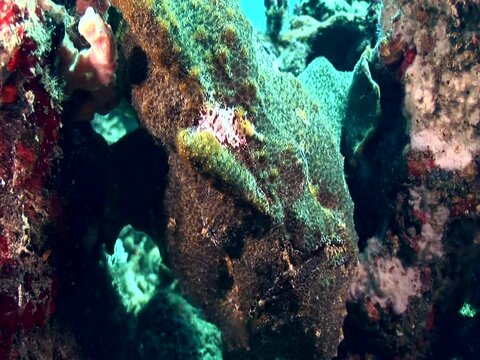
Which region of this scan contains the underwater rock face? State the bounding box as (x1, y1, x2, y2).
(272, 0, 379, 74)
(342, 0, 480, 358)
(1, 0, 478, 359)
(0, 1, 62, 356)
(1, 1, 120, 357)
(109, 0, 378, 357)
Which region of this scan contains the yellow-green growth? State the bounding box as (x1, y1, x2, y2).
(177, 129, 270, 215)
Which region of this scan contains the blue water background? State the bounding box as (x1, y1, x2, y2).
(240, 0, 300, 33)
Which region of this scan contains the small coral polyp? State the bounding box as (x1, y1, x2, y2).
(197, 102, 247, 148)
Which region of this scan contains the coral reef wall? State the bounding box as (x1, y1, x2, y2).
(0, 1, 62, 356)
(2, 0, 478, 359)
(342, 0, 480, 358)
(1, 1, 121, 357)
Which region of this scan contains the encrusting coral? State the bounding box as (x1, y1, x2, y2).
(1, 0, 65, 357)
(341, 1, 480, 358)
(0, 0, 119, 357)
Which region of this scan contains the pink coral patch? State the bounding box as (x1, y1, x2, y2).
(76, 0, 110, 16)
(197, 103, 247, 148)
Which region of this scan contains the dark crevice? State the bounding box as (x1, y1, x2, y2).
(342, 64, 408, 251)
(52, 116, 170, 360)
(307, 26, 366, 71)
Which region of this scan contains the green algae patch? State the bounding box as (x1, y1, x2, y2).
(177, 129, 270, 216)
